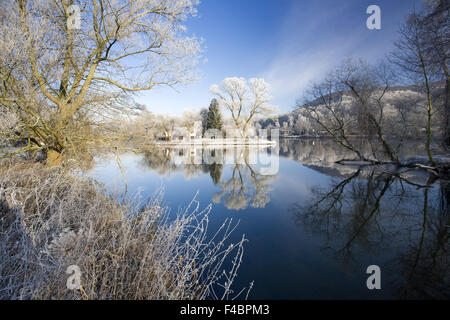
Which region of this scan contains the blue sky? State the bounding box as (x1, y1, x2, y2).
(138, 0, 420, 116)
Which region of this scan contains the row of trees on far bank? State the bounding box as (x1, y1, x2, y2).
(113, 76, 278, 145)
(116, 81, 277, 145)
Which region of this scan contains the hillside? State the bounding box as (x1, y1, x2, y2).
(258, 82, 446, 137)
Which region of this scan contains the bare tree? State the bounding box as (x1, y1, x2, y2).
(300, 74, 365, 160)
(418, 0, 450, 149)
(114, 110, 162, 148)
(0, 0, 201, 165)
(210, 77, 277, 138)
(155, 115, 178, 141)
(182, 110, 200, 140)
(391, 12, 439, 165)
(335, 60, 400, 163)
(298, 59, 400, 163)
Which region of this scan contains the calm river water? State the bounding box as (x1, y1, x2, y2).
(85, 138, 449, 299)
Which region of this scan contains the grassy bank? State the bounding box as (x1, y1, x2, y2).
(0, 159, 249, 300)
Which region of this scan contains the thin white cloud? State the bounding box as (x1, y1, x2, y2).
(263, 37, 360, 111)
(261, 1, 388, 112)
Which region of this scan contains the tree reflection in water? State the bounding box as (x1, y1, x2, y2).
(139, 140, 448, 298)
(141, 146, 277, 210)
(212, 161, 276, 210)
(291, 167, 449, 299)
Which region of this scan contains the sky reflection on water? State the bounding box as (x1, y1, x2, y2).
(86, 139, 449, 299)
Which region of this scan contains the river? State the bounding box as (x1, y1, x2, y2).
(85, 138, 449, 299)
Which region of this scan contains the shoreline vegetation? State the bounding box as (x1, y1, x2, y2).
(0, 159, 251, 300)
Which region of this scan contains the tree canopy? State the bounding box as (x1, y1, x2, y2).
(0, 0, 201, 164)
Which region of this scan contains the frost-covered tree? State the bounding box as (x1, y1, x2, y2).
(210, 77, 277, 138)
(182, 110, 201, 139)
(155, 115, 178, 141)
(0, 0, 201, 164)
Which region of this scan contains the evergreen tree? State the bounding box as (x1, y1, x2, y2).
(205, 99, 223, 131)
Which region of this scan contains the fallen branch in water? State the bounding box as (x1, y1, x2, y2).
(335, 156, 450, 180)
(415, 163, 439, 177)
(335, 158, 396, 166)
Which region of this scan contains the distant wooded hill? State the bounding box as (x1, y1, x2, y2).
(258, 82, 446, 137)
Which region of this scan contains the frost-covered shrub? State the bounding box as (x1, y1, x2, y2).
(0, 160, 250, 300)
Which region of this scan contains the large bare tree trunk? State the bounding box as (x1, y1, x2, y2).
(421, 58, 436, 166)
(443, 78, 450, 149)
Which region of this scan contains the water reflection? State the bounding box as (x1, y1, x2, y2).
(212, 162, 276, 210)
(88, 138, 449, 299)
(290, 166, 449, 299)
(279, 138, 439, 164)
(208, 163, 223, 185)
(140, 146, 278, 210)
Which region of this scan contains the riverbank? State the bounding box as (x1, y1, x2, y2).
(0, 159, 248, 300)
(156, 138, 277, 147)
